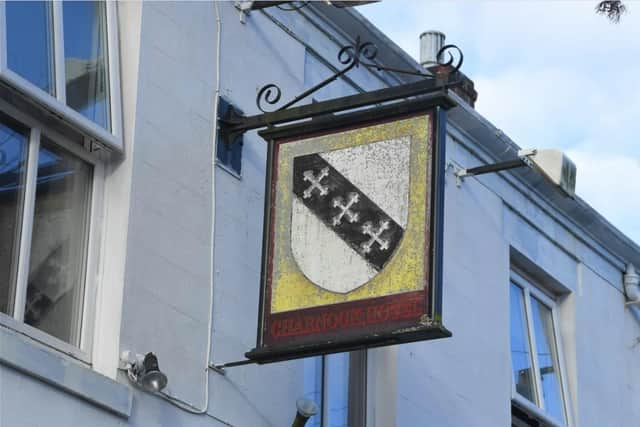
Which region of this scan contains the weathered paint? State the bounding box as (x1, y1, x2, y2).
(290, 137, 410, 293)
(271, 115, 433, 313)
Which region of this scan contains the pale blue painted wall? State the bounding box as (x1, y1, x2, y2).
(1, 2, 639, 427)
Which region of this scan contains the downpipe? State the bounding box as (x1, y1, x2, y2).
(624, 264, 640, 305)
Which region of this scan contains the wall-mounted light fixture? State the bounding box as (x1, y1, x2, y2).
(454, 148, 577, 198)
(119, 351, 168, 393)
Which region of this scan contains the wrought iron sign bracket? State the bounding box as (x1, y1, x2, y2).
(219, 37, 465, 147)
(212, 38, 465, 368)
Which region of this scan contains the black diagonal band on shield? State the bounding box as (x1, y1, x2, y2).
(293, 153, 404, 271)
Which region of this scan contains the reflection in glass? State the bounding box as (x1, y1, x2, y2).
(510, 283, 536, 403)
(6, 1, 55, 94)
(325, 352, 349, 427)
(63, 1, 110, 129)
(0, 119, 28, 315)
(303, 357, 323, 427)
(531, 297, 565, 423)
(24, 139, 92, 345)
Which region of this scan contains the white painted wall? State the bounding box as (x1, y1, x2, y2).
(117, 0, 218, 410)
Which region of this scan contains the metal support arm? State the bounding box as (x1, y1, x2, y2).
(220, 72, 461, 146)
(454, 149, 537, 187)
(456, 158, 526, 178)
(219, 38, 464, 146)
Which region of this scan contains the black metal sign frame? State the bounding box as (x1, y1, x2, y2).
(245, 98, 452, 364)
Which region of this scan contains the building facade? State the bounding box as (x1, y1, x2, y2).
(0, 2, 639, 426)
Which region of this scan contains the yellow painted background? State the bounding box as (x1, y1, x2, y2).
(270, 115, 433, 313)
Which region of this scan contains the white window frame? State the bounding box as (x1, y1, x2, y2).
(0, 100, 105, 365)
(321, 351, 367, 427)
(510, 270, 573, 427)
(0, 0, 122, 152)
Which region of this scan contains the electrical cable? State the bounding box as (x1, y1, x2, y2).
(151, 0, 222, 416)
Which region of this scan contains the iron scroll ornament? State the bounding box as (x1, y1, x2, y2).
(255, 38, 463, 113)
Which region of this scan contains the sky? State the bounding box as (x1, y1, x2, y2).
(359, 0, 640, 245)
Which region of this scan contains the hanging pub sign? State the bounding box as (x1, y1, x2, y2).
(245, 102, 452, 364)
(214, 37, 464, 366)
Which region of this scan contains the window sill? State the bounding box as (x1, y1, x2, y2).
(0, 313, 91, 364)
(216, 161, 242, 180)
(512, 396, 566, 427)
(0, 325, 132, 418)
(0, 70, 122, 153)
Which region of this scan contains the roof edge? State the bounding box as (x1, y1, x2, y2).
(306, 2, 640, 270)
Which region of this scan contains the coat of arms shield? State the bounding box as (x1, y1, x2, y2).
(290, 138, 410, 293)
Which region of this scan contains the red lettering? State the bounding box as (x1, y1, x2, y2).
(269, 296, 425, 340)
(351, 308, 365, 326)
(270, 320, 282, 338)
(367, 306, 376, 323)
(326, 313, 338, 330)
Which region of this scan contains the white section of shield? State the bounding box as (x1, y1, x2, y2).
(291, 138, 410, 294)
(291, 198, 378, 293)
(321, 137, 410, 228)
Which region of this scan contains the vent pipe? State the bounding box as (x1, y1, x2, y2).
(420, 30, 445, 69)
(419, 30, 478, 108)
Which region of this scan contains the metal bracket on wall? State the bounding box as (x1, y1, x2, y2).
(218, 37, 464, 146)
(234, 1, 381, 22)
(234, 2, 312, 24)
(453, 149, 536, 187)
(208, 359, 257, 376)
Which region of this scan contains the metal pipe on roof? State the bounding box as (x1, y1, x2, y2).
(420, 30, 446, 68)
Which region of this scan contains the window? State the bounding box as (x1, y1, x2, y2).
(303, 357, 323, 427)
(216, 97, 243, 176)
(62, 1, 110, 128)
(510, 271, 570, 427)
(324, 352, 350, 426)
(5, 1, 55, 95)
(0, 112, 98, 359)
(1, 1, 120, 147)
(303, 351, 367, 427)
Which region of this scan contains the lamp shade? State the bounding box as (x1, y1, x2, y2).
(139, 352, 168, 392)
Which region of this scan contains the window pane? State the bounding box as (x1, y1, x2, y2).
(530, 297, 565, 423)
(24, 139, 92, 345)
(325, 353, 349, 427)
(0, 119, 28, 315)
(303, 357, 323, 427)
(6, 1, 55, 94)
(510, 282, 536, 403)
(216, 98, 243, 175)
(63, 1, 110, 129)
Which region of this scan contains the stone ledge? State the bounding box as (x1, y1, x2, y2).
(0, 326, 132, 418)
